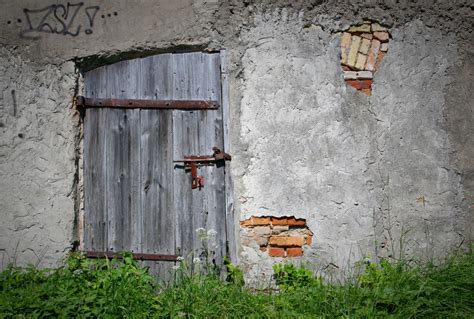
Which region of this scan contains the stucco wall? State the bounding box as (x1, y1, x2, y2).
(0, 0, 472, 281)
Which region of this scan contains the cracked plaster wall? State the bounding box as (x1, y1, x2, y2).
(0, 0, 472, 280)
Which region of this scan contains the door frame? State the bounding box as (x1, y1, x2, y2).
(76, 49, 237, 263)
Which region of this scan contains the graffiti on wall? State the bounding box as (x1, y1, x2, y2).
(6, 2, 117, 40)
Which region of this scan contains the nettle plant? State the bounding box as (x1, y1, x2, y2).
(272, 263, 321, 292)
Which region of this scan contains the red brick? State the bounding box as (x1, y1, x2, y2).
(365, 39, 380, 71)
(259, 247, 267, 252)
(374, 51, 386, 71)
(287, 247, 303, 257)
(362, 88, 372, 96)
(345, 79, 373, 90)
(271, 216, 306, 226)
(271, 217, 288, 225)
(305, 235, 313, 245)
(252, 216, 271, 226)
(240, 219, 252, 227)
(286, 217, 306, 227)
(345, 80, 359, 90)
(341, 65, 352, 71)
(269, 236, 305, 247)
(268, 247, 285, 257)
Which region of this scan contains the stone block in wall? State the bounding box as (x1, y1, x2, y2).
(344, 70, 375, 80)
(253, 226, 271, 236)
(349, 24, 371, 33)
(357, 71, 373, 79)
(254, 236, 268, 247)
(343, 71, 358, 80)
(373, 31, 389, 42)
(355, 53, 368, 70)
(272, 225, 289, 235)
(347, 36, 362, 68)
(359, 38, 371, 55)
(340, 32, 352, 65)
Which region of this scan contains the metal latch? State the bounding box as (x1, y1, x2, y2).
(174, 147, 231, 190)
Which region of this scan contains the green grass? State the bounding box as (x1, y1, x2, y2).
(0, 249, 473, 318)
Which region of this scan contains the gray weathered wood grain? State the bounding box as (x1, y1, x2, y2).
(83, 51, 229, 279)
(203, 53, 226, 267)
(220, 49, 237, 262)
(84, 66, 108, 251)
(172, 53, 200, 261)
(172, 52, 227, 267)
(105, 60, 141, 252)
(140, 54, 175, 279)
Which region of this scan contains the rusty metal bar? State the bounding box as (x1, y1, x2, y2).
(85, 251, 180, 262)
(173, 157, 217, 164)
(76, 96, 219, 110)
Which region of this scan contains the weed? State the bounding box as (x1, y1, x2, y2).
(273, 262, 321, 292)
(224, 256, 245, 287)
(0, 248, 472, 318)
(0, 252, 158, 318)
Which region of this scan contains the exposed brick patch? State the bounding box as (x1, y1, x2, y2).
(268, 247, 285, 257)
(340, 22, 389, 96)
(346, 79, 373, 91)
(269, 236, 306, 247)
(240, 216, 271, 226)
(240, 216, 313, 258)
(287, 247, 303, 257)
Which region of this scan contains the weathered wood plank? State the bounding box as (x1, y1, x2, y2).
(173, 53, 200, 261)
(105, 60, 141, 253)
(220, 49, 237, 262)
(202, 53, 226, 267)
(84, 66, 108, 251)
(140, 54, 175, 280)
(172, 52, 227, 268)
(188, 52, 207, 260)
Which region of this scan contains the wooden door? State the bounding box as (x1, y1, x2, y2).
(83, 52, 231, 279)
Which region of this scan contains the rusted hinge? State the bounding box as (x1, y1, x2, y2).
(76, 96, 219, 110)
(85, 251, 180, 262)
(174, 147, 231, 190)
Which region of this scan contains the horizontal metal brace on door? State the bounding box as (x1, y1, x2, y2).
(76, 96, 219, 110)
(84, 251, 180, 262)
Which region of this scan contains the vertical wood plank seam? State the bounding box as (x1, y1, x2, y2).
(220, 49, 237, 262)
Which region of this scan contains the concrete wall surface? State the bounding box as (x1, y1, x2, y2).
(0, 0, 472, 281)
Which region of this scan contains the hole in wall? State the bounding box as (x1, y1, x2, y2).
(75, 44, 213, 72)
(340, 22, 390, 96)
(240, 216, 313, 258)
